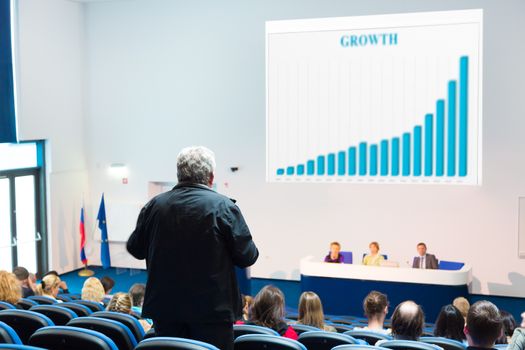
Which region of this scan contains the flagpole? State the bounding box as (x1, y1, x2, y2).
(78, 195, 95, 277)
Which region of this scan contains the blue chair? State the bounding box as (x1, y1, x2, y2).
(27, 296, 57, 305)
(91, 311, 145, 341)
(234, 334, 307, 350)
(0, 310, 54, 344)
(345, 330, 393, 345)
(135, 337, 220, 350)
(298, 331, 359, 350)
(233, 324, 279, 338)
(15, 299, 38, 310)
(340, 251, 353, 264)
(333, 345, 392, 350)
(68, 316, 137, 350)
(438, 261, 464, 270)
(330, 318, 354, 325)
(30, 305, 78, 326)
(0, 320, 22, 344)
(378, 340, 443, 350)
(286, 312, 299, 320)
(494, 345, 508, 350)
(420, 337, 466, 350)
(59, 302, 92, 317)
(56, 294, 72, 302)
(332, 323, 355, 333)
(291, 324, 321, 334)
(0, 345, 48, 349)
(0, 302, 15, 311)
(28, 326, 118, 350)
(72, 300, 105, 312)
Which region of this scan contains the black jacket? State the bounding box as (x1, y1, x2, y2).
(127, 183, 259, 323)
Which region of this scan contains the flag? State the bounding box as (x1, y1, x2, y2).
(97, 193, 111, 269)
(79, 206, 88, 265)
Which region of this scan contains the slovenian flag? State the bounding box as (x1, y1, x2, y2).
(97, 193, 111, 269)
(79, 206, 88, 265)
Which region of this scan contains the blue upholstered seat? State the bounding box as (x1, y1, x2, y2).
(234, 334, 307, 350)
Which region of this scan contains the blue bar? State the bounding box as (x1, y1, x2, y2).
(414, 126, 422, 176)
(348, 147, 356, 175)
(402, 133, 410, 176)
(425, 113, 433, 176)
(297, 164, 305, 175)
(380, 140, 388, 176)
(317, 155, 325, 175)
(391, 137, 400, 176)
(276, 168, 284, 175)
(459, 56, 468, 176)
(359, 142, 367, 176)
(307, 160, 315, 175)
(327, 153, 335, 175)
(370, 145, 378, 176)
(447, 81, 457, 176)
(337, 151, 346, 176)
(286, 166, 294, 175)
(436, 100, 445, 176)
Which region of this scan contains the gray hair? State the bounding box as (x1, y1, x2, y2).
(177, 146, 216, 185)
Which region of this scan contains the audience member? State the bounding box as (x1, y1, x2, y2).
(106, 292, 151, 332)
(434, 304, 466, 342)
(509, 313, 525, 350)
(129, 283, 146, 314)
(297, 291, 336, 332)
(390, 300, 425, 341)
(354, 290, 391, 334)
(0, 270, 22, 305)
(43, 270, 70, 294)
(453, 297, 470, 322)
(363, 241, 385, 266)
(464, 300, 503, 350)
(36, 274, 62, 301)
(496, 310, 516, 344)
(324, 242, 344, 263)
(100, 276, 115, 297)
(81, 277, 105, 304)
(12, 266, 35, 298)
(241, 295, 253, 322)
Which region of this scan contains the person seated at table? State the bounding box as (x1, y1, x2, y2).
(324, 242, 344, 263)
(354, 291, 391, 334)
(381, 300, 425, 342)
(465, 301, 503, 350)
(434, 304, 466, 342)
(296, 291, 336, 332)
(0, 270, 22, 306)
(412, 242, 438, 269)
(363, 241, 384, 266)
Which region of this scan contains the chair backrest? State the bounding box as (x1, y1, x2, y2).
(0, 302, 16, 311)
(56, 294, 73, 302)
(91, 311, 145, 341)
(28, 326, 118, 350)
(29, 305, 78, 326)
(72, 300, 105, 312)
(298, 331, 358, 350)
(291, 324, 322, 334)
(68, 316, 137, 350)
(0, 345, 48, 349)
(330, 318, 354, 325)
(494, 345, 509, 350)
(143, 327, 156, 339)
(16, 299, 38, 310)
(345, 330, 393, 345)
(59, 302, 93, 317)
(438, 261, 464, 270)
(332, 323, 355, 333)
(135, 337, 220, 350)
(333, 345, 393, 350)
(0, 310, 54, 344)
(67, 293, 81, 300)
(340, 251, 353, 264)
(0, 320, 22, 344)
(420, 337, 467, 350)
(234, 334, 307, 350)
(26, 296, 57, 305)
(379, 340, 443, 350)
(286, 313, 299, 320)
(233, 324, 280, 338)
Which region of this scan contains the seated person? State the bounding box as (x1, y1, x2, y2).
(0, 270, 22, 306)
(509, 312, 525, 350)
(246, 285, 298, 340)
(36, 274, 63, 301)
(324, 241, 344, 263)
(354, 290, 390, 334)
(380, 300, 424, 342)
(412, 242, 438, 269)
(100, 276, 115, 298)
(13, 266, 35, 298)
(296, 291, 336, 332)
(129, 283, 146, 315)
(241, 294, 253, 322)
(434, 304, 466, 342)
(453, 297, 470, 323)
(465, 301, 503, 350)
(106, 292, 151, 332)
(43, 270, 70, 294)
(496, 310, 516, 344)
(363, 241, 385, 266)
(81, 277, 105, 304)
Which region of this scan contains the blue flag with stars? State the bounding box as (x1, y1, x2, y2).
(97, 193, 111, 269)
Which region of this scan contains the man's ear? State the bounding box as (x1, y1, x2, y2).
(208, 173, 215, 188)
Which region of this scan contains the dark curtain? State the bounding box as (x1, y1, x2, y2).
(0, 0, 16, 143)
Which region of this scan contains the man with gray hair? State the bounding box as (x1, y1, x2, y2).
(127, 146, 258, 350)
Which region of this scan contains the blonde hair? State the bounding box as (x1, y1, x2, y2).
(106, 292, 133, 314)
(453, 297, 470, 319)
(81, 277, 105, 302)
(0, 271, 22, 304)
(298, 291, 326, 329)
(36, 274, 61, 298)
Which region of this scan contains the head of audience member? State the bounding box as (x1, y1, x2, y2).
(453, 297, 470, 322)
(417, 243, 427, 257)
(250, 285, 286, 329)
(329, 242, 341, 259)
(495, 310, 516, 344)
(369, 241, 380, 255)
(100, 276, 115, 295)
(176, 146, 216, 188)
(464, 300, 503, 349)
(434, 304, 466, 342)
(36, 274, 62, 299)
(363, 291, 389, 330)
(298, 291, 329, 329)
(43, 270, 69, 292)
(13, 266, 30, 287)
(391, 300, 425, 341)
(129, 283, 146, 308)
(242, 295, 253, 321)
(0, 271, 22, 304)
(81, 277, 105, 303)
(106, 292, 133, 314)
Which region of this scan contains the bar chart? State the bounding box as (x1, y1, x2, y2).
(266, 10, 482, 184)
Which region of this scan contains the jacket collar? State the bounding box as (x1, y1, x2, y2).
(174, 182, 213, 191)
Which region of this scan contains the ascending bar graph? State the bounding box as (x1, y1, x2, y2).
(267, 10, 482, 185)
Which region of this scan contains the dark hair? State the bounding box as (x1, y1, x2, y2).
(391, 301, 425, 340)
(363, 291, 388, 319)
(250, 285, 285, 329)
(128, 283, 146, 307)
(495, 310, 516, 344)
(43, 270, 59, 278)
(417, 242, 427, 248)
(434, 305, 466, 341)
(13, 266, 29, 281)
(100, 276, 115, 294)
(466, 301, 502, 347)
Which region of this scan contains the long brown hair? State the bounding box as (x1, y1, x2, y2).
(249, 285, 285, 329)
(298, 291, 326, 329)
(0, 271, 22, 304)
